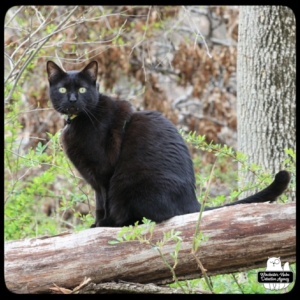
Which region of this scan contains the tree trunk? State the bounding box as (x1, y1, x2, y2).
(237, 6, 296, 200)
(5, 203, 295, 294)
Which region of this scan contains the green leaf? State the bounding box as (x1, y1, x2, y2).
(108, 240, 120, 245)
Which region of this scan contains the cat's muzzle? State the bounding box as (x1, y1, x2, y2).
(65, 107, 80, 114)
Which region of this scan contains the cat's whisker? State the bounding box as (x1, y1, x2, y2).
(82, 107, 97, 129)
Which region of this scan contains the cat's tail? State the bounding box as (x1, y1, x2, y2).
(205, 170, 291, 211)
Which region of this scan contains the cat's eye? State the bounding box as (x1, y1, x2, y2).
(79, 87, 86, 93)
(59, 87, 67, 93)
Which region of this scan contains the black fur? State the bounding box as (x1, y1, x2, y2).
(47, 60, 290, 227)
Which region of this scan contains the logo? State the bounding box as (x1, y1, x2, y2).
(257, 257, 293, 290)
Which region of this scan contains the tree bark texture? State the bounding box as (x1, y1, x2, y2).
(66, 280, 212, 294)
(237, 6, 296, 200)
(5, 203, 295, 294)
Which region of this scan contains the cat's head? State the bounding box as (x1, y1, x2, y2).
(267, 257, 281, 268)
(47, 61, 99, 116)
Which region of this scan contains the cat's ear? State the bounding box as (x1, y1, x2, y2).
(47, 61, 65, 83)
(81, 61, 98, 82)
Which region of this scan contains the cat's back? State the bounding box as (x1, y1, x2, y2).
(127, 110, 178, 139)
(118, 109, 194, 176)
(109, 109, 199, 222)
(125, 110, 186, 150)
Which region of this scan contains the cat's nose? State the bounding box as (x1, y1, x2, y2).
(69, 93, 77, 102)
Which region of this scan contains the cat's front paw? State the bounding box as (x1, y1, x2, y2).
(90, 223, 96, 228)
(90, 220, 102, 228)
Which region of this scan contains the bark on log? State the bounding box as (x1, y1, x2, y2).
(50, 279, 212, 294)
(5, 203, 296, 294)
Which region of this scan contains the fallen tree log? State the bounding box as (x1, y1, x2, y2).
(5, 202, 296, 294)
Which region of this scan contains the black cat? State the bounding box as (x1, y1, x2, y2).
(46, 60, 290, 227)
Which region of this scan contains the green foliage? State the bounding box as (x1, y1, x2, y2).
(4, 93, 94, 241)
(181, 131, 295, 208)
(73, 213, 95, 231)
(109, 218, 186, 292)
(110, 217, 156, 244)
(192, 230, 209, 253)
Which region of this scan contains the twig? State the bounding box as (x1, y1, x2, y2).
(163, 7, 186, 42)
(24, 111, 56, 149)
(6, 6, 65, 78)
(64, 155, 93, 215)
(5, 6, 24, 27)
(129, 5, 152, 83)
(191, 159, 217, 293)
(139, 7, 151, 82)
(175, 100, 202, 109)
(153, 246, 186, 294)
(172, 87, 193, 109)
(231, 273, 244, 294)
(98, 6, 112, 30)
(4, 52, 15, 72)
(59, 219, 75, 229)
(8, 6, 56, 62)
(129, 58, 179, 76)
(5, 6, 78, 102)
(5, 149, 83, 180)
(31, 5, 45, 24)
(5, 108, 53, 125)
(58, 18, 128, 46)
(5, 136, 25, 203)
(182, 6, 212, 58)
(181, 111, 227, 126)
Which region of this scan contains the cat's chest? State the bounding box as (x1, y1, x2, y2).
(60, 122, 114, 187)
(61, 122, 106, 163)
